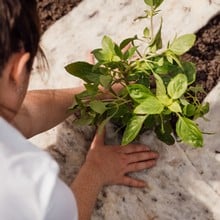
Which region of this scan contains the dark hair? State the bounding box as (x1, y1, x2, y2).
(0, 0, 40, 74)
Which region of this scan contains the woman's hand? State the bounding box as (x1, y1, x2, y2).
(85, 128, 159, 188)
(72, 127, 159, 220)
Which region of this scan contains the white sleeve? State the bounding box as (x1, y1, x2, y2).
(0, 119, 78, 220)
(45, 178, 78, 220)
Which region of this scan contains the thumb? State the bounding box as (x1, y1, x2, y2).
(91, 126, 105, 149)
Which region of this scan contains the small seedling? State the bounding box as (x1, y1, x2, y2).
(65, 0, 209, 147)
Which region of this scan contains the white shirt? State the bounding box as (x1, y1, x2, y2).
(0, 117, 78, 220)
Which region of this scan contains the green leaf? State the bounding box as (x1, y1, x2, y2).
(127, 84, 152, 103)
(167, 74, 188, 99)
(90, 100, 107, 114)
(188, 85, 206, 95)
(154, 0, 164, 8)
(165, 50, 182, 67)
(114, 44, 123, 59)
(74, 116, 94, 126)
(155, 126, 175, 145)
(176, 116, 203, 147)
(201, 102, 209, 115)
(76, 90, 95, 99)
(154, 73, 166, 97)
(92, 48, 107, 62)
(157, 95, 173, 106)
(120, 36, 137, 49)
(65, 62, 99, 83)
(144, 0, 164, 8)
(166, 53, 173, 64)
(157, 57, 164, 66)
(155, 59, 171, 74)
(102, 35, 115, 53)
(112, 55, 121, 62)
(182, 62, 196, 84)
(169, 34, 196, 55)
(194, 102, 210, 119)
(92, 36, 118, 62)
(124, 46, 138, 60)
(144, 0, 154, 6)
(84, 83, 98, 96)
(100, 75, 112, 88)
(149, 18, 163, 51)
(143, 115, 155, 129)
(183, 104, 196, 117)
(179, 98, 189, 106)
(168, 101, 182, 113)
(143, 27, 150, 38)
(134, 96, 164, 114)
(122, 115, 147, 145)
(134, 60, 154, 73)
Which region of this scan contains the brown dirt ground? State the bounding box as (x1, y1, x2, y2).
(37, 1, 220, 101)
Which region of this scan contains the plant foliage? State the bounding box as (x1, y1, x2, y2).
(65, 0, 209, 147)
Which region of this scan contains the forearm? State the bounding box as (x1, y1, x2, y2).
(71, 163, 103, 220)
(12, 87, 84, 138)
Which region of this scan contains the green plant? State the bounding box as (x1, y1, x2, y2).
(65, 0, 209, 147)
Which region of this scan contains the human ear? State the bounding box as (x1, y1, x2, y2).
(10, 52, 31, 86)
(0, 52, 31, 120)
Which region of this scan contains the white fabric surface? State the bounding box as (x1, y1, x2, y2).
(0, 117, 78, 220)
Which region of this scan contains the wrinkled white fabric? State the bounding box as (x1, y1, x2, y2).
(0, 117, 78, 220)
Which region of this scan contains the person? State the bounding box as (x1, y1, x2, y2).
(0, 0, 159, 219)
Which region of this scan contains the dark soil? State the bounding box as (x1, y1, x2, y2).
(37, 1, 220, 101)
(37, 0, 82, 32)
(183, 14, 220, 101)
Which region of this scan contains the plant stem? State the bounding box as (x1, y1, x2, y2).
(160, 114, 165, 133)
(150, 6, 154, 40)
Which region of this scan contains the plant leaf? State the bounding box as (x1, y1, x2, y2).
(183, 104, 196, 117)
(100, 75, 112, 88)
(102, 35, 115, 53)
(73, 116, 94, 126)
(155, 126, 175, 145)
(194, 102, 210, 119)
(90, 100, 107, 114)
(143, 27, 150, 38)
(157, 95, 173, 106)
(144, 0, 164, 8)
(144, 0, 154, 6)
(120, 36, 137, 49)
(149, 18, 163, 51)
(154, 73, 166, 97)
(92, 36, 118, 62)
(84, 83, 98, 96)
(157, 57, 164, 66)
(114, 44, 123, 59)
(176, 116, 203, 147)
(165, 50, 182, 67)
(167, 74, 188, 99)
(168, 101, 182, 113)
(124, 46, 138, 60)
(65, 62, 99, 83)
(182, 62, 196, 84)
(127, 84, 152, 103)
(134, 96, 164, 114)
(122, 115, 147, 145)
(169, 34, 196, 55)
(92, 48, 107, 62)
